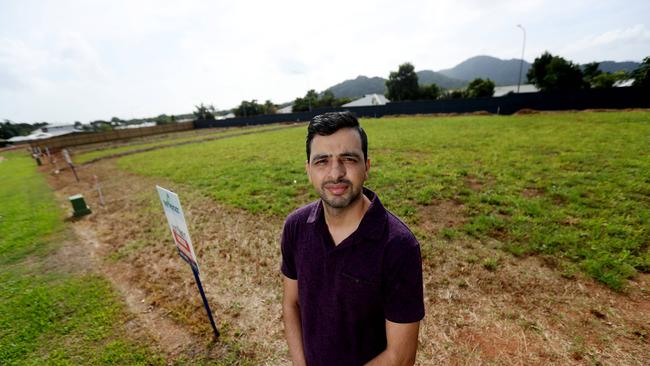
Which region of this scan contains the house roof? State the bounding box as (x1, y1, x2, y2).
(277, 105, 293, 114)
(6, 124, 82, 142)
(342, 94, 390, 107)
(493, 84, 539, 97)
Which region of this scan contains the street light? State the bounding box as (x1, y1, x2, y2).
(516, 24, 526, 93)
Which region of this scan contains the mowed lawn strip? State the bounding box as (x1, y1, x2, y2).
(0, 152, 165, 365)
(74, 123, 288, 164)
(117, 111, 650, 289)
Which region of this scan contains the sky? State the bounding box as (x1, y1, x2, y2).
(1, 0, 649, 124)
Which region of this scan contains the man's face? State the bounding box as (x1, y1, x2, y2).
(306, 128, 370, 210)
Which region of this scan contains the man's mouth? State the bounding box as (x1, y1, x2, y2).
(324, 183, 349, 195)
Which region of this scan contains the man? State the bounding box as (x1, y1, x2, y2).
(281, 111, 425, 366)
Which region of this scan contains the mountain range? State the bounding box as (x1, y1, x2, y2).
(325, 55, 640, 99)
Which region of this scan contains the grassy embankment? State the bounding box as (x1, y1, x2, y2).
(74, 123, 288, 164)
(0, 152, 165, 365)
(118, 111, 650, 290)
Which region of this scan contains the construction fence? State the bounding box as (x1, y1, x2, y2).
(195, 86, 650, 128)
(29, 121, 194, 152)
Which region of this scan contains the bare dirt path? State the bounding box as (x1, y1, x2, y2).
(44, 158, 650, 365)
(46, 159, 289, 364)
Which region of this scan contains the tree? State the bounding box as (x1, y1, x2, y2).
(318, 90, 337, 108)
(591, 71, 628, 89)
(193, 103, 216, 121)
(110, 116, 124, 126)
(292, 90, 350, 112)
(439, 89, 467, 99)
(466, 78, 495, 98)
(233, 99, 277, 117)
(418, 83, 440, 100)
(582, 62, 601, 85)
(527, 51, 586, 91)
(155, 114, 173, 125)
(631, 56, 650, 90)
(263, 100, 277, 114)
(386, 62, 420, 101)
(90, 120, 113, 132)
(293, 90, 320, 112)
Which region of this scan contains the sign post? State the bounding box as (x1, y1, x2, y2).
(156, 185, 220, 339)
(62, 148, 80, 182)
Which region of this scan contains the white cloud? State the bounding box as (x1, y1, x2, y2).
(1, 0, 648, 123)
(560, 24, 650, 62)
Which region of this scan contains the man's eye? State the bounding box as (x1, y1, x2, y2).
(314, 160, 326, 165)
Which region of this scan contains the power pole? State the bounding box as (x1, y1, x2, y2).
(516, 24, 526, 93)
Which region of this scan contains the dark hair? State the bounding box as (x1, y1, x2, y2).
(306, 111, 368, 161)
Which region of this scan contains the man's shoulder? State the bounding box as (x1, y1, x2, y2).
(284, 200, 319, 227)
(384, 209, 419, 249)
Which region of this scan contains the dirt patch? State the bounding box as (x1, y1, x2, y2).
(73, 224, 197, 357)
(418, 200, 466, 234)
(464, 175, 483, 191)
(514, 108, 541, 115)
(522, 187, 545, 198)
(46, 159, 289, 363)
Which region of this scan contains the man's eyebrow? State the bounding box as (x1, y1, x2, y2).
(339, 152, 362, 159)
(310, 152, 362, 162)
(311, 153, 331, 162)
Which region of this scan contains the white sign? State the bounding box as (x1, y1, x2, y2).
(156, 185, 200, 273)
(62, 149, 73, 165)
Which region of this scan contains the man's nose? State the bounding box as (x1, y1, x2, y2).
(329, 159, 346, 180)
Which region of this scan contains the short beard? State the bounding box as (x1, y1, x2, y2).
(319, 179, 362, 209)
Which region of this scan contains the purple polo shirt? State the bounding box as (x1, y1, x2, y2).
(281, 188, 425, 366)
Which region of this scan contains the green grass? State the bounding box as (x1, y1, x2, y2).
(0, 152, 165, 365)
(75, 124, 286, 164)
(117, 111, 650, 290)
(0, 153, 62, 264)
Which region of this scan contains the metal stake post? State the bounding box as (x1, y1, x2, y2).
(191, 266, 220, 339)
(94, 175, 105, 207)
(70, 164, 80, 182)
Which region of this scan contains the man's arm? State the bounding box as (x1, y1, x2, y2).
(282, 275, 306, 366)
(364, 320, 420, 366)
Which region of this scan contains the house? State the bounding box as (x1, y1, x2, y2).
(7, 124, 83, 143)
(493, 84, 539, 97)
(115, 121, 156, 129)
(342, 94, 390, 107)
(614, 79, 635, 87)
(215, 112, 236, 120)
(277, 105, 293, 114)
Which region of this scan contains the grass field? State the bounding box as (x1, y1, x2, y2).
(0, 152, 165, 365)
(118, 111, 650, 290)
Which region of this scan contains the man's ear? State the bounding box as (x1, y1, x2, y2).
(365, 159, 371, 179)
(305, 160, 312, 183)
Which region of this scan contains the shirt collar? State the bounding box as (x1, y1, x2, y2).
(306, 187, 388, 241)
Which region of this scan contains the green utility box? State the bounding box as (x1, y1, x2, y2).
(68, 194, 91, 217)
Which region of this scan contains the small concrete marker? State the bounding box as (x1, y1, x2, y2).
(68, 194, 91, 217)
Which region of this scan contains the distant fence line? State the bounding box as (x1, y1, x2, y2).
(25, 87, 649, 151)
(29, 121, 193, 152)
(195, 87, 650, 129)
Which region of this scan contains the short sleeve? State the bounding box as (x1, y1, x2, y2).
(280, 220, 298, 279)
(383, 236, 425, 323)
